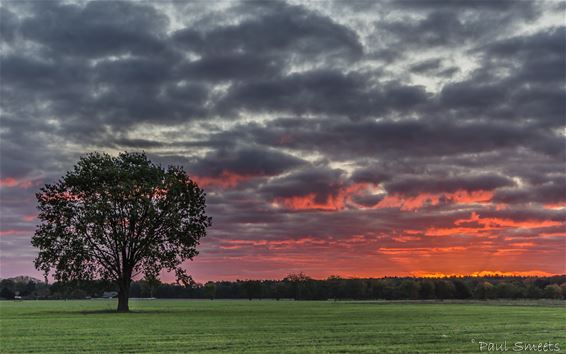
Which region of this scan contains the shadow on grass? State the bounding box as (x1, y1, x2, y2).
(19, 308, 182, 317)
(78, 309, 177, 315)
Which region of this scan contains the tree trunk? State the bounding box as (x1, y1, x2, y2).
(117, 282, 130, 312)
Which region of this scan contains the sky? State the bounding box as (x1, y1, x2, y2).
(0, 0, 565, 282)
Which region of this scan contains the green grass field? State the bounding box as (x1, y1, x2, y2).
(1, 300, 564, 353)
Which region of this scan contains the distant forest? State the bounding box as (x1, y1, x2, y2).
(1, 274, 565, 301)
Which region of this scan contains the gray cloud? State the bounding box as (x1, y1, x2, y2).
(173, 1, 363, 62)
(260, 166, 345, 202)
(384, 174, 515, 196)
(20, 1, 170, 58)
(191, 147, 306, 178)
(213, 117, 562, 160)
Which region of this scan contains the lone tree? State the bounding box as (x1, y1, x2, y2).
(32, 152, 211, 312)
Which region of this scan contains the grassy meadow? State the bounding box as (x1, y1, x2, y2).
(1, 299, 564, 353)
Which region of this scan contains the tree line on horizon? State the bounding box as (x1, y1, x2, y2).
(2, 273, 565, 301)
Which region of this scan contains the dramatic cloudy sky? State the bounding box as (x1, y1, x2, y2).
(1, 0, 565, 281)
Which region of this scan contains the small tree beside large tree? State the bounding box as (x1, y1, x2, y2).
(32, 152, 211, 312)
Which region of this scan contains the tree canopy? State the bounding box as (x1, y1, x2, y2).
(32, 152, 211, 311)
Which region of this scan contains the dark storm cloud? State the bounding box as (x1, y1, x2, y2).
(0, 54, 88, 95)
(178, 53, 280, 82)
(394, 0, 537, 12)
(485, 28, 566, 126)
(190, 147, 305, 178)
(493, 181, 566, 206)
(351, 168, 391, 185)
(0, 7, 18, 43)
(439, 82, 505, 110)
(350, 193, 385, 208)
(170, 0, 366, 85)
(382, 0, 539, 48)
(260, 166, 345, 202)
(215, 117, 561, 159)
(172, 1, 427, 120)
(409, 59, 443, 74)
(216, 68, 428, 118)
(436, 27, 566, 127)
(219, 70, 371, 118)
(19, 1, 170, 58)
(0, 0, 373, 143)
(173, 1, 363, 62)
(399, 54, 457, 77)
(472, 207, 566, 224)
(384, 174, 515, 196)
(383, 10, 478, 47)
(483, 26, 564, 69)
(0, 1, 203, 147)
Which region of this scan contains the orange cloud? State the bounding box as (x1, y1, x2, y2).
(424, 227, 487, 237)
(424, 212, 562, 237)
(377, 246, 466, 256)
(21, 214, 36, 222)
(0, 177, 34, 189)
(274, 187, 497, 212)
(375, 190, 493, 211)
(544, 203, 566, 210)
(0, 229, 29, 237)
(274, 183, 372, 211)
(192, 170, 253, 189)
(391, 236, 421, 243)
(539, 232, 566, 238)
(509, 242, 536, 248)
(219, 237, 329, 250)
(456, 212, 562, 228)
(274, 193, 341, 211)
